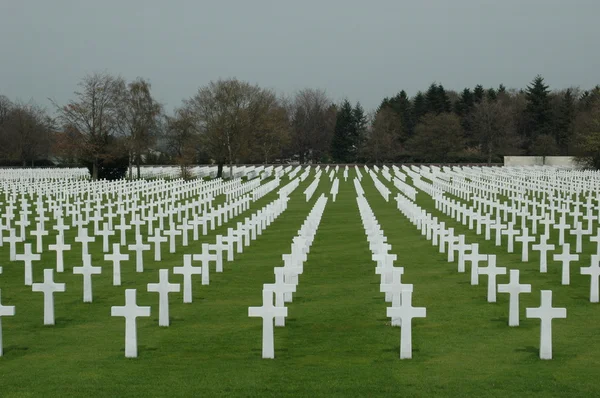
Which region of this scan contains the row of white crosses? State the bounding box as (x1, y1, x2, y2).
(427, 167, 600, 302)
(392, 175, 567, 360)
(111, 188, 296, 358)
(355, 177, 427, 360)
(303, 174, 321, 202)
(0, 170, 304, 356)
(249, 194, 328, 359)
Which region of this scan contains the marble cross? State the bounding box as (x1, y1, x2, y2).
(111, 289, 151, 358)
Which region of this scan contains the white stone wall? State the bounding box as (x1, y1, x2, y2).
(503, 156, 578, 167)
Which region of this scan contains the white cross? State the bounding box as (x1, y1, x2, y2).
(173, 254, 202, 303)
(532, 237, 555, 273)
(128, 235, 150, 273)
(31, 268, 65, 325)
(4, 229, 22, 261)
(498, 269, 531, 326)
(590, 228, 600, 255)
(526, 290, 567, 360)
(208, 241, 226, 273)
(192, 244, 217, 286)
(30, 222, 48, 253)
(164, 226, 181, 253)
(147, 229, 167, 261)
(580, 254, 600, 303)
(553, 217, 570, 246)
(248, 289, 288, 359)
(147, 269, 181, 326)
(502, 223, 520, 253)
(0, 289, 16, 356)
(111, 289, 151, 358)
(15, 243, 40, 286)
(73, 254, 102, 303)
(104, 243, 129, 286)
(515, 227, 535, 262)
(553, 243, 579, 285)
(114, 220, 132, 246)
(454, 235, 471, 273)
(177, 221, 193, 247)
(478, 255, 507, 303)
(380, 269, 408, 326)
(569, 222, 587, 253)
(464, 243, 487, 285)
(264, 269, 296, 327)
(49, 235, 71, 273)
(75, 227, 95, 257)
(96, 222, 115, 253)
(386, 288, 426, 359)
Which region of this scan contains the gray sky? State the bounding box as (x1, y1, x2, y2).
(1, 0, 599, 113)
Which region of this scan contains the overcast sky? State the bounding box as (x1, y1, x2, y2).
(1, 0, 599, 112)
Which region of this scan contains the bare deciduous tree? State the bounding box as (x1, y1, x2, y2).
(362, 108, 400, 163)
(118, 78, 163, 178)
(184, 78, 266, 177)
(53, 72, 126, 179)
(471, 96, 521, 164)
(288, 89, 336, 163)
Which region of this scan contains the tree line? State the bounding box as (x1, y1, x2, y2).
(1, 73, 600, 177)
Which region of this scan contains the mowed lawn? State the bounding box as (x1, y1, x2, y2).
(1, 172, 600, 397)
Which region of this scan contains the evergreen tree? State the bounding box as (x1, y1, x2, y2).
(425, 83, 451, 114)
(525, 75, 553, 147)
(331, 99, 354, 162)
(473, 85, 485, 103)
(555, 89, 576, 154)
(412, 91, 427, 125)
(498, 84, 507, 94)
(486, 88, 497, 101)
(351, 102, 367, 160)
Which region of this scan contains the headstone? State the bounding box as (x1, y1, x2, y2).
(0, 290, 15, 356)
(104, 243, 129, 286)
(111, 289, 151, 358)
(478, 255, 507, 303)
(128, 236, 150, 273)
(553, 243, 579, 285)
(173, 254, 202, 303)
(31, 269, 65, 325)
(497, 269, 531, 326)
(147, 269, 180, 326)
(532, 237, 555, 273)
(464, 243, 487, 285)
(580, 255, 600, 303)
(264, 269, 296, 327)
(73, 254, 102, 303)
(386, 287, 426, 359)
(248, 289, 287, 359)
(526, 290, 567, 360)
(15, 243, 40, 286)
(192, 244, 216, 286)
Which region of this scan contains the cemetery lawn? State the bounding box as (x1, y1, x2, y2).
(1, 175, 600, 397)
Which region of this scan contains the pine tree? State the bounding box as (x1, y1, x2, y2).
(473, 85, 485, 103)
(486, 88, 497, 101)
(412, 92, 427, 125)
(331, 99, 354, 162)
(525, 75, 553, 146)
(554, 89, 576, 155)
(351, 102, 367, 161)
(424, 83, 451, 114)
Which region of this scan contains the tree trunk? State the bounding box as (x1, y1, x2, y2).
(92, 159, 99, 180)
(128, 151, 133, 179)
(136, 152, 141, 179)
(217, 162, 224, 178)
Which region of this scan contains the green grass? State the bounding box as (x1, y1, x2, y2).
(0, 172, 600, 397)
